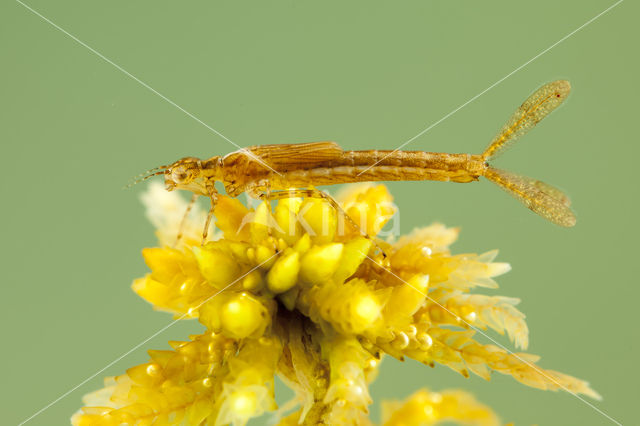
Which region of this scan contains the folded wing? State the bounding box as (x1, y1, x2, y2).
(243, 141, 344, 170)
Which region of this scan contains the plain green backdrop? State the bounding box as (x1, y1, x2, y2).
(1, 1, 637, 425)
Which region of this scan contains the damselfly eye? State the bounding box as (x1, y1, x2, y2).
(171, 166, 191, 183)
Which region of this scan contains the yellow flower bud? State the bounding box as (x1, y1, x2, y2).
(300, 243, 344, 285)
(293, 232, 312, 254)
(299, 198, 337, 244)
(338, 184, 396, 237)
(274, 196, 303, 245)
(255, 243, 277, 270)
(142, 247, 190, 283)
(195, 246, 239, 289)
(333, 237, 372, 283)
(126, 362, 163, 387)
(198, 296, 227, 332)
(242, 270, 264, 291)
(225, 241, 252, 264)
(214, 196, 251, 241)
(229, 389, 257, 417)
(354, 294, 382, 325)
(266, 250, 300, 293)
(216, 383, 273, 426)
(309, 278, 388, 334)
(385, 274, 429, 319)
(220, 293, 270, 339)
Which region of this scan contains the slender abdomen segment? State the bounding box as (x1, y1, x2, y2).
(267, 151, 487, 189)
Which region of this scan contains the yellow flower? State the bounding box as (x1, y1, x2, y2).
(382, 388, 500, 426)
(72, 182, 599, 425)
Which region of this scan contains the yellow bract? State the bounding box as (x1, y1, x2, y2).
(73, 182, 598, 426)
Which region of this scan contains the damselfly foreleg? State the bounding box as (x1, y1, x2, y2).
(175, 193, 198, 246)
(201, 185, 219, 245)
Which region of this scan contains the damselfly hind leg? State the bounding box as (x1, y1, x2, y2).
(260, 182, 282, 255)
(252, 188, 388, 258)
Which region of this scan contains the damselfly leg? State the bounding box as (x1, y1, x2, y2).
(251, 188, 389, 258)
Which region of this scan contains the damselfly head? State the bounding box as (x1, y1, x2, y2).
(164, 157, 203, 192)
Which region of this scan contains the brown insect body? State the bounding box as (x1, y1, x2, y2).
(160, 80, 576, 228)
(226, 147, 486, 192)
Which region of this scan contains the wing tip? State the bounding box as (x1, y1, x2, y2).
(556, 211, 577, 228)
(485, 167, 577, 228)
(549, 79, 571, 99)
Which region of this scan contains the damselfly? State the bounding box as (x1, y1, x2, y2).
(137, 80, 575, 242)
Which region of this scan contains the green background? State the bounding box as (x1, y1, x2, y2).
(1, 1, 636, 424)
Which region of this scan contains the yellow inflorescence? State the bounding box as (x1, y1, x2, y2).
(72, 182, 599, 425)
(381, 388, 500, 426)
